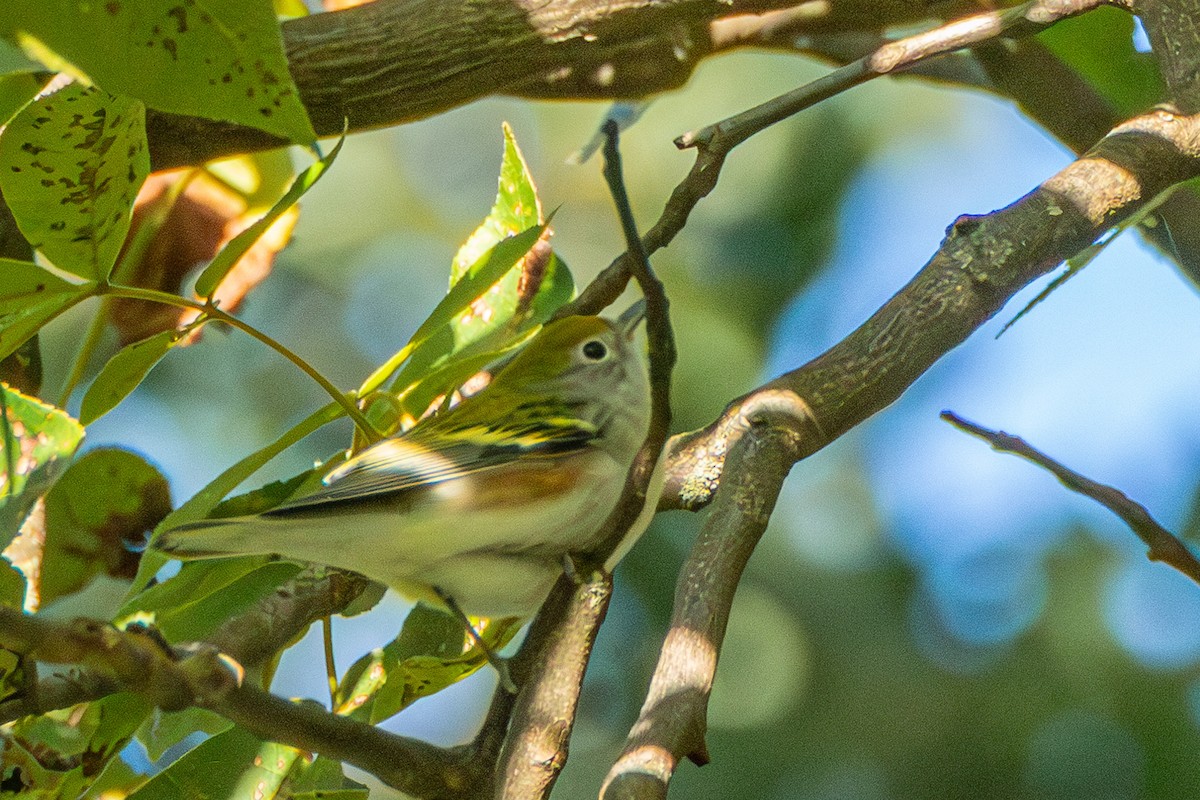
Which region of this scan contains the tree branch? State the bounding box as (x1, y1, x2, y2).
(617, 105, 1200, 797)
(1134, 0, 1200, 112)
(942, 411, 1200, 585)
(603, 391, 816, 800)
(144, 0, 978, 168)
(664, 107, 1200, 510)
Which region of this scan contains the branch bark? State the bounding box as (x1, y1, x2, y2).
(145, 0, 973, 168)
(618, 107, 1200, 796)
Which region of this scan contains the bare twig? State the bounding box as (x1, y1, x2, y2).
(942, 411, 1200, 585)
(678, 0, 1108, 150)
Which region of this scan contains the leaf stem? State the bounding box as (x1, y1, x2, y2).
(97, 284, 378, 440)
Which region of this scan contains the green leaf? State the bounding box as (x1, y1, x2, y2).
(4, 0, 315, 144)
(136, 706, 232, 763)
(0, 556, 25, 608)
(0, 84, 148, 279)
(0, 383, 84, 545)
(0, 70, 45, 126)
(4, 692, 151, 798)
(450, 122, 542, 283)
(391, 249, 573, 419)
(122, 558, 303, 642)
(0, 259, 95, 362)
(1039, 7, 1163, 116)
(80, 330, 179, 425)
(335, 603, 521, 724)
(376, 126, 573, 413)
(287, 755, 368, 798)
(40, 449, 171, 606)
(128, 724, 270, 800)
(195, 134, 343, 297)
(357, 222, 547, 397)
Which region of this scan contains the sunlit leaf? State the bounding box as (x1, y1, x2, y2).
(80, 330, 180, 425)
(450, 122, 542, 283)
(273, 0, 310, 18)
(3, 0, 315, 143)
(0, 258, 94, 362)
(194, 134, 343, 297)
(371, 126, 573, 413)
(358, 222, 547, 396)
(0, 383, 84, 546)
(39, 449, 171, 606)
(335, 603, 520, 724)
(0, 84, 148, 280)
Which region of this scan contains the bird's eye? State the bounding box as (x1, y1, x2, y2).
(582, 340, 608, 361)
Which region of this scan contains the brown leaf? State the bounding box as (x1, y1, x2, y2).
(109, 167, 298, 345)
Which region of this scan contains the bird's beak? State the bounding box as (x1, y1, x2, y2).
(617, 298, 646, 339)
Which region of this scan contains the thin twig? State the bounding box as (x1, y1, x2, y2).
(942, 411, 1200, 585)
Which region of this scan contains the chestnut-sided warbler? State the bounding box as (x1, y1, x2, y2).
(156, 305, 655, 619)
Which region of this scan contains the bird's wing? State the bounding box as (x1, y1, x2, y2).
(264, 418, 596, 515)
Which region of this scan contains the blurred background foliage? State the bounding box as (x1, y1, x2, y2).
(23, 12, 1200, 798)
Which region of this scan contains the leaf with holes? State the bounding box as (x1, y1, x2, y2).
(3, 0, 314, 143)
(39, 449, 171, 606)
(0, 84, 148, 280)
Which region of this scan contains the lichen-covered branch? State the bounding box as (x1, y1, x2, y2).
(663, 108, 1200, 510)
(620, 108, 1200, 797)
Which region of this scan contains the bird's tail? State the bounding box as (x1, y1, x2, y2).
(155, 517, 266, 560)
